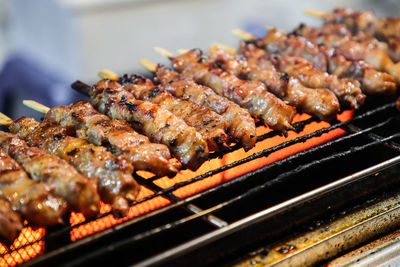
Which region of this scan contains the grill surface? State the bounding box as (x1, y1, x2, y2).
(1, 96, 399, 266)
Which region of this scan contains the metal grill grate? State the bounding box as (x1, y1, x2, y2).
(1, 99, 399, 266)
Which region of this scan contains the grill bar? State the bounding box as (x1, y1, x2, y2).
(346, 124, 400, 151)
(133, 174, 228, 228)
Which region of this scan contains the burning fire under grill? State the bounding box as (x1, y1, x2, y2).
(2, 95, 400, 266)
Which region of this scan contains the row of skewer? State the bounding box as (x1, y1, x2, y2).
(0, 7, 399, 245)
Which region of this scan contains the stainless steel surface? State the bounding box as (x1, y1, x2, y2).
(236, 190, 400, 266)
(136, 155, 400, 267)
(329, 229, 400, 267)
(186, 203, 228, 228)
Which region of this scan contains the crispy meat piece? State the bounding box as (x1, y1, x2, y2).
(0, 198, 22, 243)
(259, 29, 328, 71)
(258, 29, 397, 101)
(0, 131, 100, 218)
(376, 18, 400, 39)
(386, 37, 400, 62)
(322, 8, 400, 62)
(154, 66, 257, 151)
(118, 74, 230, 152)
(44, 101, 180, 177)
(285, 78, 341, 122)
(210, 43, 340, 121)
(9, 118, 139, 216)
(294, 24, 399, 89)
(0, 148, 67, 226)
(269, 54, 364, 108)
(322, 8, 400, 40)
(335, 41, 399, 88)
(90, 80, 209, 170)
(322, 8, 377, 35)
(328, 54, 397, 96)
(172, 49, 296, 133)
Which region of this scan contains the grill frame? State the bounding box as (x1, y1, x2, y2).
(1, 98, 397, 267)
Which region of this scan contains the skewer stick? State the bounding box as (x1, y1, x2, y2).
(232, 29, 256, 41)
(22, 100, 49, 114)
(0, 113, 13, 126)
(139, 59, 157, 73)
(154, 47, 174, 59)
(71, 81, 91, 96)
(211, 43, 237, 55)
(304, 8, 327, 18)
(176, 49, 188, 55)
(98, 69, 119, 81)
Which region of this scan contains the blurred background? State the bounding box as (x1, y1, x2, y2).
(0, 0, 399, 120)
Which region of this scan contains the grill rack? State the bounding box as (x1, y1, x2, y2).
(2, 98, 400, 266)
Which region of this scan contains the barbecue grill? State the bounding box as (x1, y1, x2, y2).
(0, 92, 399, 266)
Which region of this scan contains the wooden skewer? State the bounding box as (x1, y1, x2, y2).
(0, 113, 13, 126)
(232, 29, 256, 41)
(211, 43, 237, 55)
(23, 100, 49, 114)
(98, 69, 119, 81)
(304, 8, 327, 18)
(71, 81, 91, 96)
(176, 49, 188, 55)
(139, 59, 157, 73)
(154, 47, 174, 59)
(22, 100, 49, 114)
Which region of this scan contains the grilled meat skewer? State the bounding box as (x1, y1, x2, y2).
(117, 74, 230, 152)
(79, 79, 209, 170)
(320, 8, 400, 40)
(0, 198, 23, 243)
(208, 44, 340, 121)
(307, 8, 400, 62)
(151, 64, 257, 151)
(270, 54, 365, 107)
(167, 48, 296, 133)
(0, 131, 100, 217)
(293, 24, 399, 89)
(0, 147, 67, 226)
(42, 100, 180, 177)
(254, 28, 392, 98)
(9, 117, 139, 216)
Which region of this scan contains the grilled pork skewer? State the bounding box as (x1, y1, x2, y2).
(233, 30, 365, 108)
(307, 8, 400, 40)
(293, 24, 400, 88)
(208, 44, 340, 121)
(24, 100, 180, 177)
(139, 60, 257, 151)
(102, 72, 230, 152)
(305, 8, 400, 62)
(0, 198, 23, 243)
(0, 130, 100, 218)
(155, 47, 296, 134)
(72, 80, 209, 170)
(7, 117, 139, 216)
(0, 130, 67, 226)
(237, 28, 393, 99)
